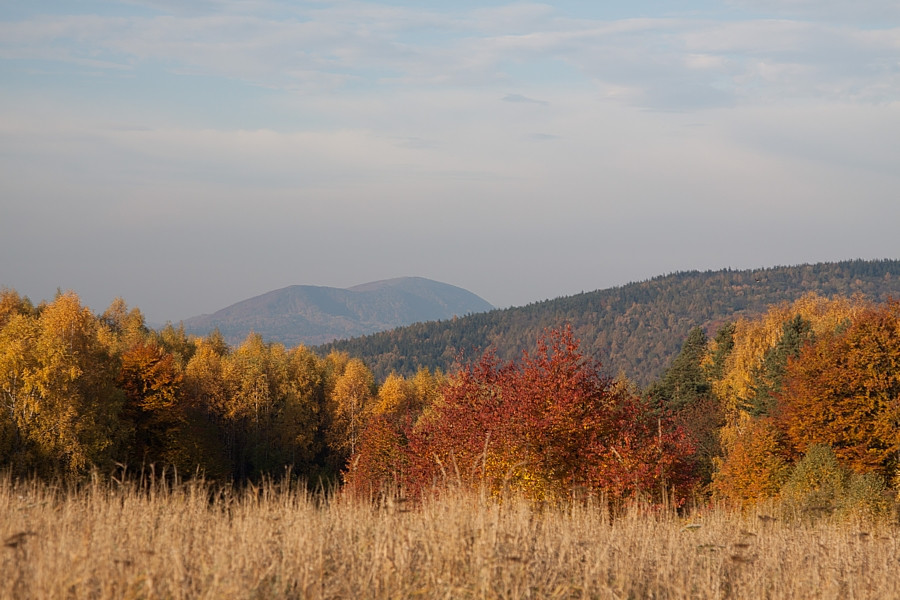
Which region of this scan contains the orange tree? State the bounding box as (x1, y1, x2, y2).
(344, 368, 442, 497)
(777, 301, 900, 481)
(354, 326, 697, 504)
(118, 340, 184, 466)
(711, 415, 791, 506)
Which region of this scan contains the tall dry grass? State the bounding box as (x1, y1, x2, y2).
(1, 474, 898, 599)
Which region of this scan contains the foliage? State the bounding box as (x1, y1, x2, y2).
(390, 327, 698, 504)
(0, 290, 352, 484)
(216, 335, 329, 481)
(777, 301, 900, 479)
(647, 327, 711, 411)
(712, 416, 790, 506)
(327, 357, 376, 462)
(746, 314, 813, 416)
(4, 275, 900, 512)
(118, 340, 184, 466)
(779, 444, 849, 517)
(708, 295, 900, 507)
(779, 445, 891, 522)
(712, 293, 863, 422)
(344, 413, 410, 498)
(0, 292, 124, 474)
(842, 472, 893, 521)
(343, 367, 444, 497)
(705, 322, 735, 382)
(647, 326, 723, 492)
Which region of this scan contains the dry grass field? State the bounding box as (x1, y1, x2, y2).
(1, 474, 898, 599)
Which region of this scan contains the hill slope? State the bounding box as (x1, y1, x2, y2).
(181, 277, 494, 346)
(317, 260, 900, 386)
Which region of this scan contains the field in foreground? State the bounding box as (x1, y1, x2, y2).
(1, 477, 899, 599)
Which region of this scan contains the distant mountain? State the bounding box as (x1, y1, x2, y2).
(317, 260, 900, 387)
(180, 277, 494, 346)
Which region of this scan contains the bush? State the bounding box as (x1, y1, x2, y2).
(841, 471, 891, 521)
(779, 445, 892, 522)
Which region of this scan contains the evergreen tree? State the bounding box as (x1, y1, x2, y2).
(647, 327, 710, 411)
(706, 322, 735, 382)
(747, 315, 813, 416)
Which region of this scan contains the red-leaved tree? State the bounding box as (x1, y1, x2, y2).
(348, 326, 697, 504)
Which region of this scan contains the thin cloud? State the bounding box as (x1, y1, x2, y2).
(3, 2, 900, 321)
(3, 7, 898, 109)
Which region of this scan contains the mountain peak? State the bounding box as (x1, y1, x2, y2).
(181, 277, 493, 346)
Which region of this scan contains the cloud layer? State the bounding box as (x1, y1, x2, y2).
(2, 1, 899, 321)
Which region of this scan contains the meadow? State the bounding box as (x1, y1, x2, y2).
(1, 475, 898, 600)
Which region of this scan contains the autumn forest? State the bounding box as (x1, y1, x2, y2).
(2, 280, 899, 519)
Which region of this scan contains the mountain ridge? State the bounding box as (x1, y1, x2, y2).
(317, 259, 900, 386)
(180, 276, 494, 346)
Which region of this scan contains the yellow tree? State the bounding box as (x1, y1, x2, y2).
(373, 373, 414, 417)
(210, 334, 328, 480)
(270, 345, 326, 475)
(0, 312, 40, 469)
(13, 293, 124, 473)
(324, 351, 351, 383)
(410, 367, 443, 418)
(0, 289, 37, 329)
(224, 333, 276, 427)
(244, 340, 321, 476)
(156, 322, 196, 370)
(345, 367, 442, 496)
(712, 415, 791, 506)
(184, 335, 230, 417)
(328, 358, 375, 459)
(181, 334, 232, 477)
(713, 294, 863, 421)
(218, 333, 278, 478)
(98, 297, 149, 353)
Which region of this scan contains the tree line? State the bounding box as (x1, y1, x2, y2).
(2, 286, 899, 516)
(0, 289, 440, 484)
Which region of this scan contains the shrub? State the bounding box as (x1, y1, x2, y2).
(779, 445, 893, 522)
(779, 445, 847, 519)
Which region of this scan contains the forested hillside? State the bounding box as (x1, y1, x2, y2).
(318, 260, 900, 386)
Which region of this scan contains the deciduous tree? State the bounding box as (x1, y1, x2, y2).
(7, 293, 124, 473)
(328, 358, 376, 459)
(405, 327, 696, 504)
(778, 302, 900, 480)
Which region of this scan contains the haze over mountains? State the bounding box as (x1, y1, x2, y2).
(181, 277, 494, 346)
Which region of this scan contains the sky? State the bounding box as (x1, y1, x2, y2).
(2, 1, 900, 324)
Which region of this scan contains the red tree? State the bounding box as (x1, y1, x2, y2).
(397, 326, 697, 504)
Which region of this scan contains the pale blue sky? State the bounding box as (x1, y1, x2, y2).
(2, 1, 900, 323)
